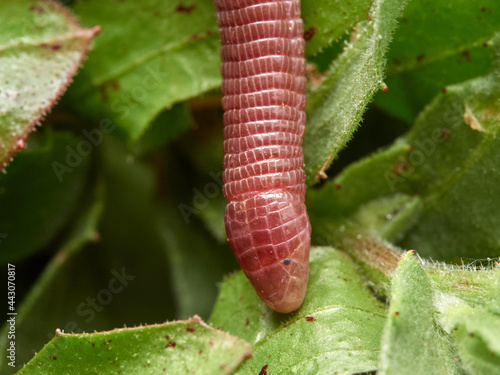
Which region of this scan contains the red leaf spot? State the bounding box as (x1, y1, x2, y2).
(305, 316, 316, 322)
(442, 87, 448, 94)
(165, 342, 177, 349)
(29, 5, 45, 14)
(461, 50, 471, 62)
(470, 332, 475, 337)
(441, 128, 450, 139)
(186, 327, 195, 333)
(51, 44, 62, 51)
(484, 41, 490, 47)
(209, 341, 213, 347)
(52, 356, 57, 360)
(91, 343, 95, 347)
(335, 184, 341, 189)
(199, 350, 203, 355)
(304, 27, 318, 41)
(99, 80, 120, 102)
(416, 54, 425, 62)
(176, 4, 196, 13)
(189, 30, 214, 41)
(259, 364, 269, 375)
(481, 7, 486, 12)
(394, 311, 400, 316)
(245, 318, 250, 327)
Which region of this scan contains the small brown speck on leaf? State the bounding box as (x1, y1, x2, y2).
(259, 364, 269, 375)
(176, 4, 196, 13)
(304, 27, 318, 41)
(305, 316, 316, 322)
(461, 50, 471, 62)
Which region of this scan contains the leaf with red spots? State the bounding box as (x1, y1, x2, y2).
(19, 316, 251, 375)
(303, 0, 410, 185)
(0, 0, 99, 166)
(375, 0, 500, 122)
(308, 41, 500, 262)
(302, 0, 372, 55)
(64, 0, 222, 141)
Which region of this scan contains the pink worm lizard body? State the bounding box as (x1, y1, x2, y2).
(213, 0, 311, 313)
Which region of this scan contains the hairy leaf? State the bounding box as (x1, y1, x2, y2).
(17, 316, 251, 375)
(308, 47, 500, 261)
(0, 0, 98, 165)
(379, 251, 463, 374)
(304, 0, 408, 185)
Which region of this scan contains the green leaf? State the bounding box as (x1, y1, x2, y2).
(210, 247, 387, 374)
(17, 315, 251, 375)
(304, 0, 408, 185)
(375, 0, 500, 122)
(0, 183, 104, 373)
(308, 39, 500, 261)
(439, 299, 500, 374)
(131, 103, 192, 155)
(0, 0, 99, 165)
(302, 0, 373, 56)
(0, 130, 90, 262)
(66, 0, 221, 140)
(378, 251, 463, 374)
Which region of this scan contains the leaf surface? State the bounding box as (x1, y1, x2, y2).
(375, 0, 500, 122)
(378, 251, 464, 374)
(308, 44, 500, 261)
(210, 247, 387, 374)
(0, 0, 98, 164)
(304, 0, 408, 185)
(17, 316, 251, 375)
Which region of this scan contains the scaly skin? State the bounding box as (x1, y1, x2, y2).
(213, 0, 311, 313)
